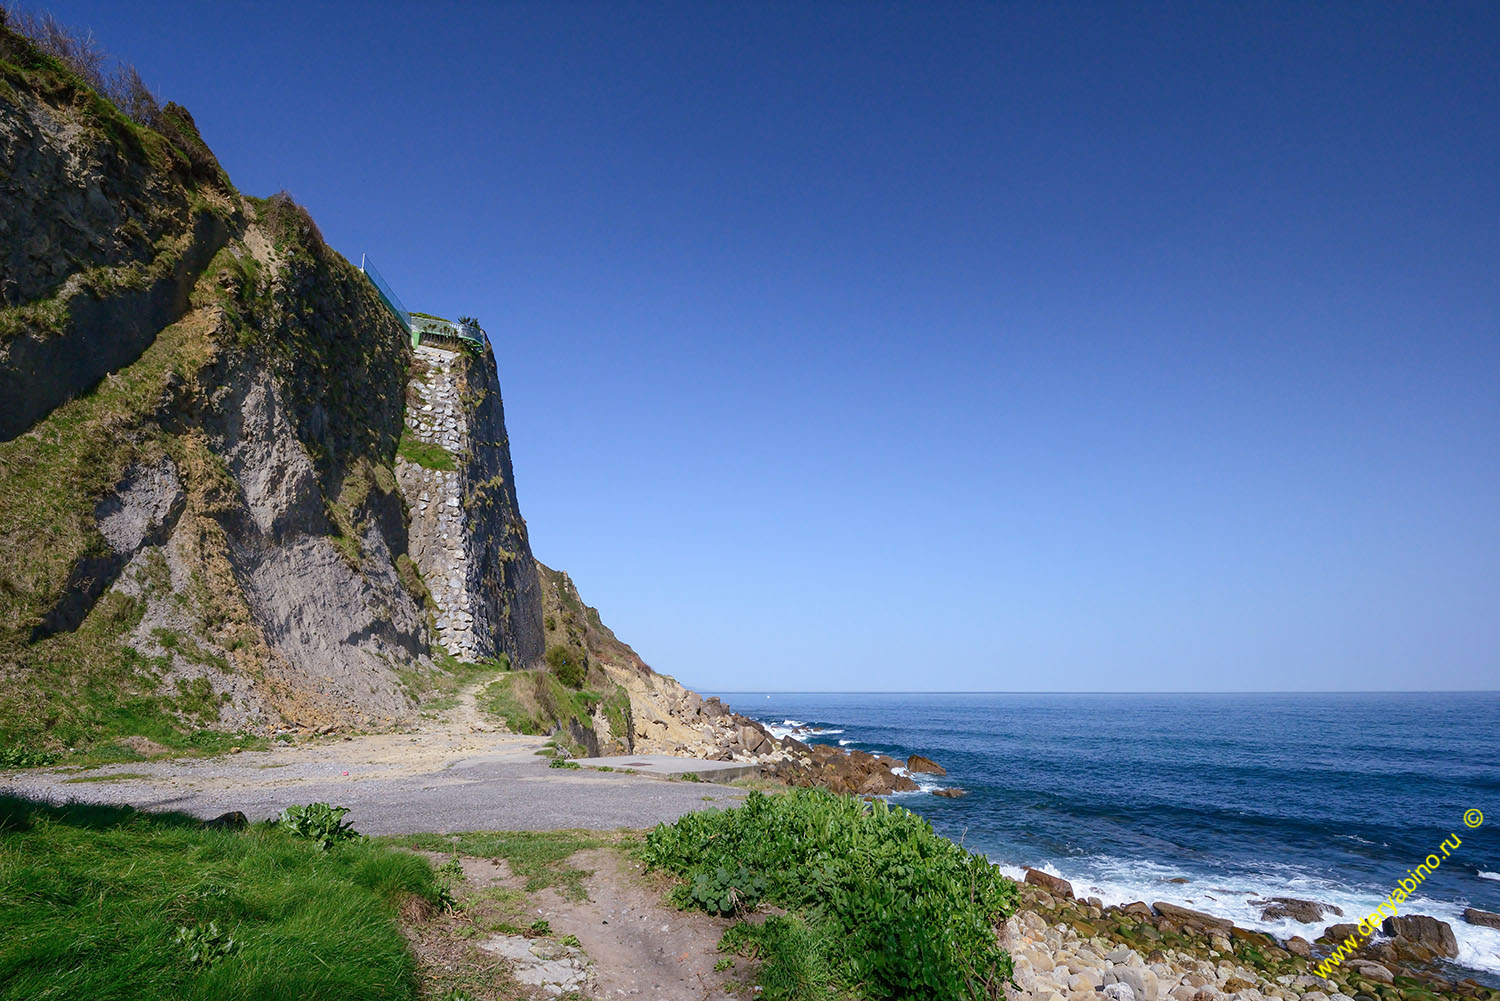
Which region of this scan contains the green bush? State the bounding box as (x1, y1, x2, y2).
(544, 644, 586, 688)
(644, 789, 1017, 1001)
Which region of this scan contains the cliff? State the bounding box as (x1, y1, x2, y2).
(0, 18, 916, 798)
(0, 22, 442, 753)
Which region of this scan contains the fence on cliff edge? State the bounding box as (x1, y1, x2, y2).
(359, 254, 412, 338)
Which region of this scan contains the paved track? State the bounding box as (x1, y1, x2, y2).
(1, 695, 745, 834)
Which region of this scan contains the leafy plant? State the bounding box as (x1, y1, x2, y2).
(675, 864, 765, 916)
(528, 919, 551, 935)
(560, 934, 582, 948)
(548, 757, 581, 770)
(0, 746, 57, 769)
(645, 788, 1017, 1000)
(175, 921, 237, 966)
(277, 802, 358, 851)
(437, 856, 465, 882)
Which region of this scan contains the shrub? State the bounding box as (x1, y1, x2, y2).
(644, 789, 1017, 1000)
(544, 644, 586, 688)
(277, 802, 358, 851)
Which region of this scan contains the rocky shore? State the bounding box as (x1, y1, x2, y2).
(1007, 871, 1497, 1001)
(605, 671, 950, 796)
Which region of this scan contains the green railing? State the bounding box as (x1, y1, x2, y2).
(410, 311, 485, 349)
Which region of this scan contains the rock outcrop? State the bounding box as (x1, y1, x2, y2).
(397, 340, 543, 668)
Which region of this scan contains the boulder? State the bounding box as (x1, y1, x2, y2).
(1257, 897, 1342, 923)
(932, 787, 968, 797)
(1319, 922, 1360, 944)
(1121, 901, 1156, 919)
(1382, 914, 1458, 959)
(1285, 936, 1312, 957)
(1115, 966, 1159, 1001)
(737, 725, 769, 756)
(200, 811, 248, 831)
(681, 691, 703, 717)
(1152, 901, 1232, 932)
(1463, 907, 1500, 930)
(1346, 960, 1394, 984)
(906, 754, 945, 775)
(1025, 868, 1075, 899)
(1103, 983, 1136, 1001)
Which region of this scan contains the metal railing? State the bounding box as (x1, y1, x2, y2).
(359, 254, 412, 337)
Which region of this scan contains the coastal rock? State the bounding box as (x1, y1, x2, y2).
(1319, 923, 1360, 944)
(1381, 914, 1458, 959)
(1285, 936, 1312, 957)
(1113, 966, 1160, 1001)
(1121, 901, 1156, 919)
(1463, 907, 1500, 930)
(932, 787, 968, 797)
(1345, 960, 1394, 984)
(1026, 868, 1075, 899)
(1152, 902, 1233, 933)
(1103, 983, 1136, 1001)
(736, 724, 769, 755)
(1256, 897, 1342, 923)
(906, 754, 946, 775)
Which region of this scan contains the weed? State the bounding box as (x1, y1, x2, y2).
(276, 803, 358, 851)
(548, 758, 581, 770)
(675, 864, 764, 916)
(175, 921, 237, 966)
(560, 934, 582, 949)
(528, 919, 551, 935)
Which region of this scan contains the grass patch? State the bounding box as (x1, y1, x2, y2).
(395, 431, 455, 472)
(479, 671, 631, 755)
(387, 830, 606, 902)
(644, 788, 1018, 1001)
(397, 650, 508, 710)
(0, 796, 442, 1000)
(59, 772, 149, 784)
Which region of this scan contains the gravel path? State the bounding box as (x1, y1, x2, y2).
(0, 686, 746, 835)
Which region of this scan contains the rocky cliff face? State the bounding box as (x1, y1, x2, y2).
(396, 340, 543, 669)
(0, 22, 451, 751)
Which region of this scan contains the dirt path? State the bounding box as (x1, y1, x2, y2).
(541, 848, 743, 1000)
(0, 680, 747, 834)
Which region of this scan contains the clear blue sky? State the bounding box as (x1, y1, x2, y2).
(45, 1, 1499, 691)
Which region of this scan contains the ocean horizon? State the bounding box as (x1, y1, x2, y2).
(717, 690, 1500, 985)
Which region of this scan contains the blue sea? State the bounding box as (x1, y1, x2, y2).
(721, 692, 1500, 981)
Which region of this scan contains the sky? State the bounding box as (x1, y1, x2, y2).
(40, 1, 1500, 691)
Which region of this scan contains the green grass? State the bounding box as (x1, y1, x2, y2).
(396, 431, 455, 472)
(397, 651, 509, 711)
(0, 796, 442, 1000)
(59, 772, 149, 784)
(479, 671, 632, 755)
(386, 830, 606, 902)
